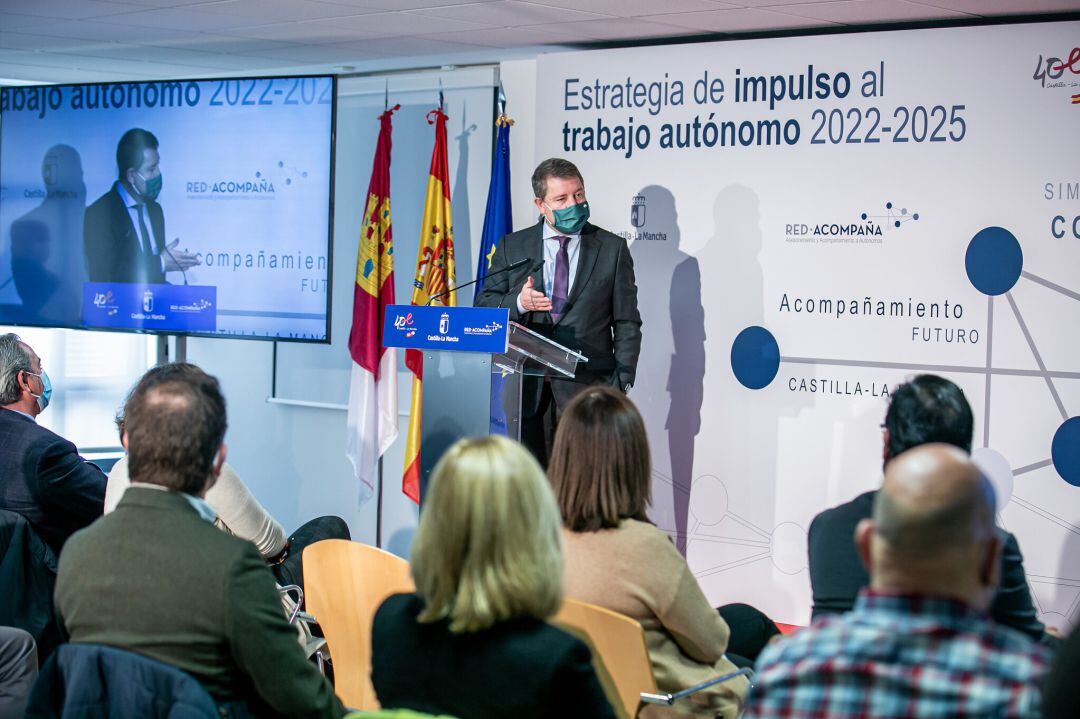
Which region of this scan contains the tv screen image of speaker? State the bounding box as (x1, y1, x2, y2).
(0, 76, 335, 342)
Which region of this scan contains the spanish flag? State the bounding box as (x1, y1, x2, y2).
(346, 105, 400, 502)
(402, 106, 456, 502)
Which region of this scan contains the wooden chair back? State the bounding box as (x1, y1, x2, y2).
(554, 598, 657, 718)
(304, 540, 414, 711)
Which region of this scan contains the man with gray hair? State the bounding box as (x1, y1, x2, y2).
(744, 445, 1051, 719)
(0, 333, 106, 554)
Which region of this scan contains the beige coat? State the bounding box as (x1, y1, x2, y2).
(562, 519, 749, 718)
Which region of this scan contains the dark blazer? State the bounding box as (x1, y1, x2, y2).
(26, 643, 220, 719)
(83, 182, 166, 284)
(808, 489, 1047, 641)
(372, 593, 616, 719)
(0, 509, 60, 660)
(475, 221, 642, 391)
(54, 487, 344, 719)
(0, 408, 106, 555)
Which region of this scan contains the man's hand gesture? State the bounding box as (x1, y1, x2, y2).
(518, 276, 552, 312)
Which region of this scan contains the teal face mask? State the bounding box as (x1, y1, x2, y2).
(136, 171, 162, 201)
(547, 201, 590, 235)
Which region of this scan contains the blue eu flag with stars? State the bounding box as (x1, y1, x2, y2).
(477, 118, 513, 434)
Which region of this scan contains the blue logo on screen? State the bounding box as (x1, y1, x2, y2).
(83, 283, 217, 333)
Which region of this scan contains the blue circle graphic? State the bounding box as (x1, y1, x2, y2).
(1052, 417, 1080, 487)
(965, 227, 1023, 296)
(731, 326, 780, 390)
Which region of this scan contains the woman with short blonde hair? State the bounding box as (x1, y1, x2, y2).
(411, 434, 563, 633)
(371, 435, 615, 719)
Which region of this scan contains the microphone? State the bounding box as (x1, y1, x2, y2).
(426, 257, 538, 305)
(162, 240, 190, 286)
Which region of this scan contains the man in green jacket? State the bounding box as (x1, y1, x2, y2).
(54, 365, 345, 718)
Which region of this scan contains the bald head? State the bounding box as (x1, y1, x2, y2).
(856, 444, 1002, 608)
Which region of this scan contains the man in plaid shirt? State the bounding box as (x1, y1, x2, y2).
(744, 445, 1051, 719)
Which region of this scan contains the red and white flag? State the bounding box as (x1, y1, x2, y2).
(346, 106, 400, 501)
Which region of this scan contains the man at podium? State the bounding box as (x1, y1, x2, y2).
(476, 158, 642, 465)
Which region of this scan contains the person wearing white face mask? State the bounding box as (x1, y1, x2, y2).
(0, 333, 106, 554)
(83, 127, 200, 285)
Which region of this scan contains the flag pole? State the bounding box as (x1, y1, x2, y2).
(376, 456, 383, 547)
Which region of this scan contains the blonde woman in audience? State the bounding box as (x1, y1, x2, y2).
(371, 435, 615, 719)
(550, 386, 753, 719)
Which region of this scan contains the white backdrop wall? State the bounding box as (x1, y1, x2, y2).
(185, 68, 497, 554)
(530, 22, 1080, 628)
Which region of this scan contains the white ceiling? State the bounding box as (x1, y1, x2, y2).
(0, 0, 1077, 83)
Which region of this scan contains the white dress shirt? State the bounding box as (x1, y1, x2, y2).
(517, 221, 581, 313)
(117, 183, 159, 254)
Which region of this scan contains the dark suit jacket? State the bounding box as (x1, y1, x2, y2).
(475, 221, 642, 395)
(372, 593, 615, 719)
(0, 408, 105, 555)
(83, 182, 166, 284)
(54, 487, 344, 719)
(808, 489, 1047, 641)
(27, 643, 221, 719)
(0, 509, 60, 660)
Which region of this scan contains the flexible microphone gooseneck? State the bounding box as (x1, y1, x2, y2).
(426, 257, 540, 306)
(162, 241, 190, 286)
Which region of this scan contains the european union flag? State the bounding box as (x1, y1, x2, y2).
(475, 120, 512, 301)
(477, 118, 513, 434)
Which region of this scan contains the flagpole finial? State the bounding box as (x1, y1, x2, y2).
(438, 77, 444, 111)
(497, 83, 506, 116)
(384, 79, 388, 112)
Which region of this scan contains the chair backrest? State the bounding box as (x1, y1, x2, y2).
(25, 643, 220, 719)
(553, 598, 657, 718)
(303, 539, 414, 711)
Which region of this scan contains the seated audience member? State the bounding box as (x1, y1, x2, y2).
(0, 627, 35, 719)
(371, 435, 615, 719)
(550, 386, 753, 719)
(0, 333, 106, 554)
(105, 362, 349, 589)
(809, 374, 1049, 642)
(54, 366, 344, 718)
(745, 445, 1050, 719)
(1043, 627, 1080, 719)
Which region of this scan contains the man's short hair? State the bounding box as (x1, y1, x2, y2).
(0, 333, 33, 405)
(115, 362, 206, 439)
(884, 374, 973, 460)
(116, 128, 158, 177)
(123, 364, 226, 495)
(531, 158, 583, 200)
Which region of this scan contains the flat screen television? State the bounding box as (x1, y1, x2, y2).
(0, 74, 335, 342)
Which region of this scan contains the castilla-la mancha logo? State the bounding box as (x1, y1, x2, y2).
(630, 195, 646, 228)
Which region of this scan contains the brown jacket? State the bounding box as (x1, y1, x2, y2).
(563, 519, 749, 718)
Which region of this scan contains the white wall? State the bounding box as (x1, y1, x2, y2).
(185, 67, 497, 554)
(499, 59, 539, 231)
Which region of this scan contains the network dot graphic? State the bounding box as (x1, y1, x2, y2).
(965, 226, 1023, 296)
(730, 326, 780, 390)
(1053, 418, 1080, 488)
(700, 224, 1079, 628)
(728, 226, 1078, 489)
(862, 201, 919, 228)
